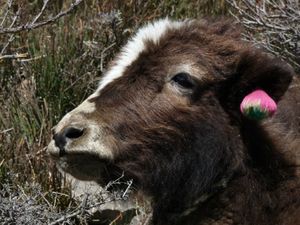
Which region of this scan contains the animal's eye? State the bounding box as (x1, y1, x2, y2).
(171, 72, 195, 89)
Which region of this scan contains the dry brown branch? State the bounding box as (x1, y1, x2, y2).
(0, 52, 28, 60)
(49, 175, 134, 225)
(0, 0, 84, 35)
(0, 175, 135, 225)
(0, 0, 13, 28)
(0, 0, 84, 61)
(0, 159, 4, 167)
(0, 127, 14, 133)
(228, 0, 300, 71)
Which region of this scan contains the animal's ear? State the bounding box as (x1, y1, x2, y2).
(220, 49, 294, 120)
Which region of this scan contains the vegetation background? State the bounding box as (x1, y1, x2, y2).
(0, 0, 299, 224)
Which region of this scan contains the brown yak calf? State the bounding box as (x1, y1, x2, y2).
(48, 19, 300, 225)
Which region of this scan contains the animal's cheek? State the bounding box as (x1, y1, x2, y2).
(66, 125, 115, 158)
(159, 83, 193, 107)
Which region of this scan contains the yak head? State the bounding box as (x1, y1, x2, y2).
(47, 19, 293, 223)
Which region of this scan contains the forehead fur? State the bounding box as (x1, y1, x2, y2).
(97, 18, 185, 92)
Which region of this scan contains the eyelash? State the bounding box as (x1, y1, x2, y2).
(171, 72, 195, 89)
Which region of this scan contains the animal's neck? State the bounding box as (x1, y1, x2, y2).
(241, 119, 293, 183)
(167, 170, 299, 225)
(152, 121, 300, 225)
(204, 120, 300, 225)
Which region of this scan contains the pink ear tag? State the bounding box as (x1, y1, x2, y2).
(240, 89, 277, 120)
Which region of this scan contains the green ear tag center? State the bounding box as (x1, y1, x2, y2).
(243, 106, 268, 120)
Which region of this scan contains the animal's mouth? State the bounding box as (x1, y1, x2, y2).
(54, 153, 109, 182)
(48, 142, 122, 185)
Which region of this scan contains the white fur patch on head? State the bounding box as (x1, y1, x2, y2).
(97, 18, 185, 92)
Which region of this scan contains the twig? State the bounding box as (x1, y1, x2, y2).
(25, 153, 36, 181)
(109, 212, 123, 225)
(0, 53, 28, 60)
(0, 0, 13, 28)
(19, 55, 45, 62)
(48, 174, 134, 225)
(227, 0, 300, 71)
(104, 172, 125, 191)
(122, 180, 133, 199)
(100, 43, 116, 72)
(48, 209, 86, 225)
(0, 127, 14, 133)
(37, 190, 53, 210)
(0, 159, 4, 167)
(0, 0, 84, 34)
(0, 7, 20, 54)
(48, 197, 117, 225)
(31, 0, 50, 25)
(1, 34, 15, 54)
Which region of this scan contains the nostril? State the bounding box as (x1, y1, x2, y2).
(53, 127, 84, 156)
(64, 127, 84, 139)
(53, 133, 66, 151)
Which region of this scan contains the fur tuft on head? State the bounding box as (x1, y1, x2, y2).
(97, 18, 185, 91)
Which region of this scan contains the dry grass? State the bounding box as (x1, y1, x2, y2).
(0, 1, 230, 223)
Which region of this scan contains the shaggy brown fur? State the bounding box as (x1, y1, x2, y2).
(49, 19, 300, 225)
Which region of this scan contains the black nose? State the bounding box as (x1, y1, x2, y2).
(53, 127, 84, 156)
